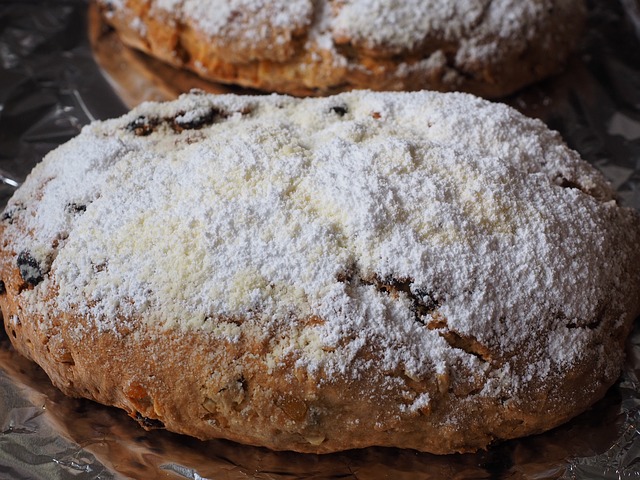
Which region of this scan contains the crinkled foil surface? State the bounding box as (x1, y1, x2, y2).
(1, 1, 640, 478)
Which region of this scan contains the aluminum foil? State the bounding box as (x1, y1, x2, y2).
(1, 0, 639, 478)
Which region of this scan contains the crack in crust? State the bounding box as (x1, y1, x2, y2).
(558, 307, 605, 331)
(337, 265, 496, 364)
(336, 265, 439, 326)
(362, 274, 440, 326)
(125, 105, 254, 136)
(438, 328, 493, 364)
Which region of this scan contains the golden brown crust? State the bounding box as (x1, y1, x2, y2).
(0, 255, 627, 454)
(95, 0, 587, 98)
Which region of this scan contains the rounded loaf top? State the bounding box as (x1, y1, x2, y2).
(2, 90, 639, 453)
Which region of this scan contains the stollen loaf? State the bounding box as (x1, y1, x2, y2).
(96, 0, 586, 97)
(1, 90, 639, 454)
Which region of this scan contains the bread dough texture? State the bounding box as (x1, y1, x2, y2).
(1, 90, 639, 454)
(96, 0, 587, 97)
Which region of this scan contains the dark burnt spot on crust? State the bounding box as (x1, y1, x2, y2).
(2, 203, 25, 224)
(0, 281, 5, 295)
(133, 412, 165, 430)
(555, 174, 595, 198)
(566, 319, 601, 329)
(126, 116, 161, 136)
(439, 329, 493, 363)
(557, 177, 583, 191)
(560, 307, 604, 330)
(17, 251, 45, 286)
(1, 211, 14, 223)
(336, 265, 440, 326)
(365, 275, 440, 325)
(126, 103, 256, 137)
(171, 107, 229, 132)
(414, 289, 440, 316)
(330, 105, 348, 116)
(65, 202, 87, 214)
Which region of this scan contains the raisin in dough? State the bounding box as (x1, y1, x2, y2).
(95, 0, 586, 97)
(1, 90, 639, 454)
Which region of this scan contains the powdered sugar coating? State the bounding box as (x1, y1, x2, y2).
(5, 91, 639, 404)
(156, 0, 314, 60)
(331, 0, 558, 62)
(159, 0, 567, 63)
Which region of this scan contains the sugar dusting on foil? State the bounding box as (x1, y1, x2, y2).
(0, 1, 639, 479)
